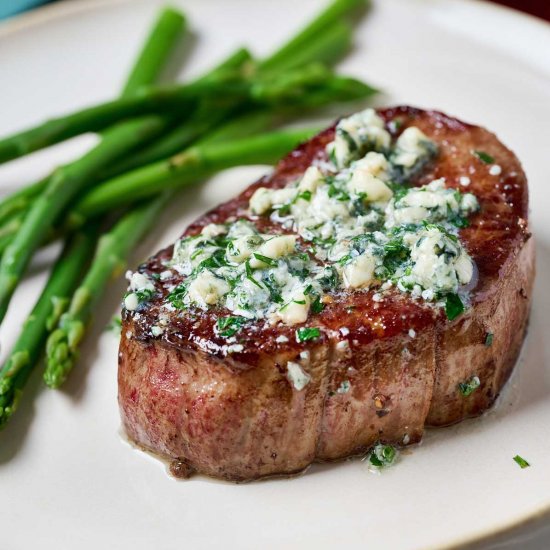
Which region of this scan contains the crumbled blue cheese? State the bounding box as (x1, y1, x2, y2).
(201, 223, 228, 239)
(272, 289, 310, 325)
(151, 325, 164, 337)
(347, 170, 392, 203)
(352, 152, 391, 181)
(298, 166, 324, 192)
(391, 126, 436, 171)
(250, 235, 297, 268)
(124, 271, 155, 311)
(227, 343, 244, 354)
(326, 109, 391, 168)
(186, 270, 231, 309)
(336, 339, 349, 351)
(398, 225, 474, 294)
(249, 187, 297, 215)
(129, 272, 154, 293)
(385, 178, 479, 228)
(163, 110, 480, 327)
(286, 361, 311, 390)
(342, 252, 378, 289)
(124, 293, 139, 311)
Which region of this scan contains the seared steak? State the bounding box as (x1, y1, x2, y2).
(118, 106, 534, 481)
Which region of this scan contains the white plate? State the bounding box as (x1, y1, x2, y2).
(1, 1, 550, 548)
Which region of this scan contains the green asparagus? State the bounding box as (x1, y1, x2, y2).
(0, 7, 188, 424)
(0, 228, 98, 427)
(107, 16, 356, 176)
(0, 9, 189, 323)
(44, 198, 170, 388)
(0, 74, 245, 165)
(69, 127, 318, 226)
(0, 60, 340, 166)
(0, 48, 252, 229)
(121, 7, 187, 95)
(260, 0, 368, 71)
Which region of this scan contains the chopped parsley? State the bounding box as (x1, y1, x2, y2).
(197, 248, 228, 270)
(245, 260, 263, 289)
(167, 283, 188, 309)
(297, 190, 312, 202)
(485, 332, 494, 347)
(473, 150, 495, 164)
(458, 375, 480, 397)
(445, 293, 465, 321)
(136, 288, 154, 302)
(253, 253, 278, 267)
(216, 316, 246, 338)
(367, 443, 397, 469)
(382, 236, 409, 276)
(311, 296, 324, 314)
(513, 455, 530, 469)
(296, 327, 321, 342)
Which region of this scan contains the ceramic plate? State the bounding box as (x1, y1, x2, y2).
(1, 0, 549, 548)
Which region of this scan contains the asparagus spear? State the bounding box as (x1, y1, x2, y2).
(108, 18, 355, 174)
(261, 0, 368, 71)
(0, 0, 365, 166)
(68, 127, 318, 226)
(44, 198, 170, 388)
(0, 8, 187, 323)
(0, 6, 358, 227)
(0, 178, 46, 227)
(0, 73, 246, 165)
(264, 20, 352, 73)
(0, 48, 252, 233)
(121, 7, 188, 95)
(0, 229, 98, 426)
(0, 7, 188, 425)
(0, 60, 338, 166)
(101, 48, 254, 177)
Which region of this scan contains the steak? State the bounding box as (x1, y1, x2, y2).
(118, 106, 534, 481)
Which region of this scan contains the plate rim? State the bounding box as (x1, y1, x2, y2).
(1, 0, 550, 38)
(0, 1, 549, 548)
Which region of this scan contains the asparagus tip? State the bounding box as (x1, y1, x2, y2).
(44, 319, 84, 389)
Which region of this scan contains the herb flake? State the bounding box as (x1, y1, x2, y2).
(367, 443, 397, 469)
(216, 316, 246, 338)
(311, 296, 324, 314)
(253, 253, 278, 267)
(445, 293, 465, 321)
(473, 150, 495, 164)
(458, 375, 480, 397)
(513, 455, 530, 469)
(296, 327, 321, 342)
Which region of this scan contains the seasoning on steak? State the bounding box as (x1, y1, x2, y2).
(118, 106, 534, 481)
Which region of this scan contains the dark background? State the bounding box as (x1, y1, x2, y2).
(492, 0, 550, 21)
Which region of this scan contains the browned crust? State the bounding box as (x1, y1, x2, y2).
(118, 106, 534, 481)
